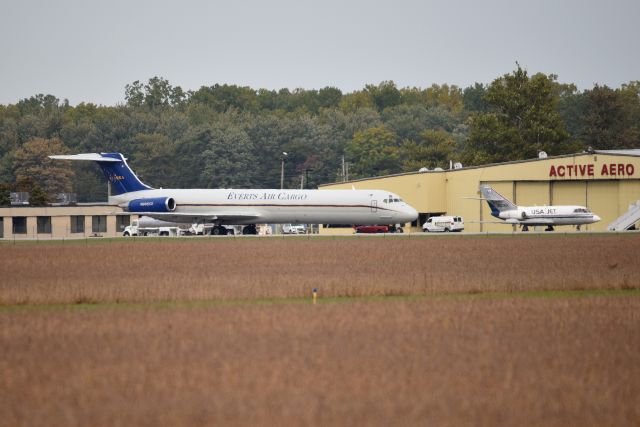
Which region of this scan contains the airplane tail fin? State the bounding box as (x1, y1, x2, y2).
(48, 153, 152, 195)
(479, 184, 517, 217)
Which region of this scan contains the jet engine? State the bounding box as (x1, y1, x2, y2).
(127, 197, 176, 213)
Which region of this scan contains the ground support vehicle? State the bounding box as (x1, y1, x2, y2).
(123, 219, 181, 236)
(422, 216, 464, 232)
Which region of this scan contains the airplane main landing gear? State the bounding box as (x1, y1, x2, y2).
(522, 225, 529, 232)
(545, 225, 555, 232)
(211, 226, 228, 236)
(242, 225, 258, 235)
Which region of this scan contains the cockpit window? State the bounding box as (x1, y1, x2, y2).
(573, 208, 589, 213)
(384, 197, 404, 203)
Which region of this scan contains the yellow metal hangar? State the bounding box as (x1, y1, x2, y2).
(0, 204, 131, 239)
(319, 150, 640, 233)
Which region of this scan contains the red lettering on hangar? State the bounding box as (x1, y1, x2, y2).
(550, 163, 635, 177)
(549, 164, 595, 177)
(600, 163, 635, 177)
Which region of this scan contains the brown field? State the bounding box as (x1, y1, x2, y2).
(2, 297, 639, 426)
(1, 235, 639, 426)
(1, 235, 639, 304)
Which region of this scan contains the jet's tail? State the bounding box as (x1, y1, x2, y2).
(48, 153, 152, 195)
(479, 184, 517, 217)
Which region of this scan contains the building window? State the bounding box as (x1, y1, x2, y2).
(92, 215, 107, 233)
(70, 216, 85, 234)
(37, 216, 52, 234)
(116, 216, 130, 232)
(0, 217, 3, 238)
(12, 217, 27, 234)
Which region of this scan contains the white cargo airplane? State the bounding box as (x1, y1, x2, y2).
(50, 153, 418, 235)
(479, 184, 600, 231)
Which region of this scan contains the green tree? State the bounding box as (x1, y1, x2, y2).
(345, 126, 400, 178)
(423, 84, 464, 111)
(13, 137, 74, 196)
(317, 87, 342, 109)
(401, 130, 456, 171)
(339, 90, 375, 113)
(382, 105, 460, 142)
(124, 81, 145, 107)
(366, 81, 402, 112)
(200, 124, 257, 188)
(190, 84, 258, 113)
(126, 77, 186, 109)
(464, 65, 570, 164)
(16, 176, 49, 206)
(579, 84, 640, 149)
(0, 183, 11, 206)
(463, 83, 489, 113)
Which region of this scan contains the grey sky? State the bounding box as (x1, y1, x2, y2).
(1, 0, 639, 106)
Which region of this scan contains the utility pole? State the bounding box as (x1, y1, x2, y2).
(278, 152, 288, 236)
(280, 152, 288, 189)
(342, 156, 346, 182)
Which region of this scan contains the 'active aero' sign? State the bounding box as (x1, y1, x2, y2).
(549, 163, 635, 178)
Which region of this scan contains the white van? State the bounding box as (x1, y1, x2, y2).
(422, 216, 464, 232)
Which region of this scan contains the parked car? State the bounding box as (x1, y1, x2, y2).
(282, 224, 307, 234)
(354, 224, 404, 234)
(422, 216, 464, 232)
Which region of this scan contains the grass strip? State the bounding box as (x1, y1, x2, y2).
(1, 231, 638, 247)
(1, 288, 639, 313)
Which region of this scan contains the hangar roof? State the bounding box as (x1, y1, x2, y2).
(320, 149, 640, 187)
(595, 149, 640, 156)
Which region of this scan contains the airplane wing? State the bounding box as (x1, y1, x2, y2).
(467, 220, 513, 224)
(131, 211, 263, 224)
(521, 218, 554, 225)
(469, 218, 555, 225)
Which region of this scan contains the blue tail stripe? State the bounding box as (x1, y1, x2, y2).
(96, 153, 151, 195)
(487, 200, 501, 218)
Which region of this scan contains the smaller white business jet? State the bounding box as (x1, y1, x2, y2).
(50, 152, 418, 235)
(479, 184, 600, 231)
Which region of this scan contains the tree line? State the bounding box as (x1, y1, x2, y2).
(1, 65, 639, 204)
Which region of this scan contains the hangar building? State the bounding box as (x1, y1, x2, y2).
(320, 150, 640, 232)
(0, 203, 131, 239)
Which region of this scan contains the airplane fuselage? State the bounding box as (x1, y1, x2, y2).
(494, 205, 601, 226)
(112, 188, 418, 225)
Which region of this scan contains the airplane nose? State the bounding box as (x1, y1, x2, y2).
(401, 205, 419, 223)
(593, 214, 601, 222)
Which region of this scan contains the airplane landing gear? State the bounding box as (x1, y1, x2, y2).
(242, 225, 258, 235)
(545, 225, 555, 231)
(576, 225, 581, 231)
(522, 225, 529, 232)
(211, 226, 228, 236)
